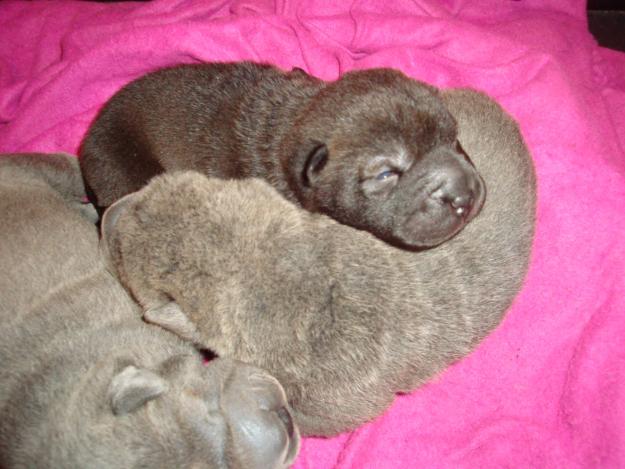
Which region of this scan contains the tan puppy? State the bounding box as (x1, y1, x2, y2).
(0, 153, 299, 468)
(80, 62, 485, 249)
(103, 89, 536, 436)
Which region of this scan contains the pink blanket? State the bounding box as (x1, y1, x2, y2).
(1, 0, 624, 467)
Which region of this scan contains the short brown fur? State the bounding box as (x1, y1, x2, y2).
(81, 62, 485, 249)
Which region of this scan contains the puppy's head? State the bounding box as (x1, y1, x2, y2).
(100, 356, 299, 468)
(291, 68, 485, 249)
(100, 171, 318, 313)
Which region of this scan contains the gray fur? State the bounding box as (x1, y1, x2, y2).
(0, 153, 300, 468)
(80, 62, 485, 249)
(103, 90, 536, 436)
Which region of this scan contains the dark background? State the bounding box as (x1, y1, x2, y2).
(587, 0, 625, 51)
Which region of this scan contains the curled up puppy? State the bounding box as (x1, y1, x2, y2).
(102, 90, 537, 436)
(0, 153, 300, 469)
(80, 61, 485, 249)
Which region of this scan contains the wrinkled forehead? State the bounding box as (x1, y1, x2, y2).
(329, 95, 458, 158)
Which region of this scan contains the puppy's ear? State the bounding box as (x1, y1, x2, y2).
(100, 192, 140, 272)
(108, 365, 168, 415)
(303, 142, 329, 187)
(144, 301, 203, 345)
(101, 192, 139, 243)
(455, 140, 475, 167)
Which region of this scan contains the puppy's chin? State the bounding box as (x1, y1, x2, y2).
(392, 213, 466, 249)
(386, 194, 484, 249)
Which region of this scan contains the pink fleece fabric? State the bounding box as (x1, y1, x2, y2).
(1, 1, 624, 467)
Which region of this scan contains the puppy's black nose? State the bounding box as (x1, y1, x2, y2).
(432, 181, 476, 219)
(449, 194, 474, 218)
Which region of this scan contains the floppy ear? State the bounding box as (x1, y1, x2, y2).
(100, 192, 139, 244)
(99, 193, 140, 271)
(303, 142, 329, 187)
(455, 140, 475, 167)
(108, 365, 168, 415)
(143, 301, 203, 345)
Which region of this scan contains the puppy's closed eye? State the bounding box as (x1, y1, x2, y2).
(362, 168, 400, 197)
(375, 169, 400, 181)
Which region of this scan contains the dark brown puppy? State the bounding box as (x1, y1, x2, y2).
(103, 90, 536, 436)
(0, 153, 299, 469)
(80, 62, 485, 248)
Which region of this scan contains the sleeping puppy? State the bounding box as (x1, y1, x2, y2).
(0, 153, 299, 469)
(102, 89, 536, 437)
(80, 62, 485, 249)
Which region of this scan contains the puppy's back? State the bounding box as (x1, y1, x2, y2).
(0, 153, 100, 314)
(80, 62, 318, 208)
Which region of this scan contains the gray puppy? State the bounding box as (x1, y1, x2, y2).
(80, 62, 485, 249)
(0, 153, 300, 469)
(103, 89, 536, 436)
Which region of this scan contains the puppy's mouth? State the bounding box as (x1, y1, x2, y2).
(391, 177, 485, 249)
(397, 206, 465, 248)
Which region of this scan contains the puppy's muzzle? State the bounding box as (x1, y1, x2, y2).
(429, 158, 484, 221)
